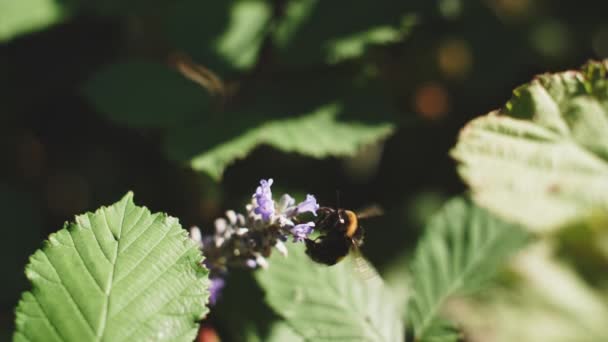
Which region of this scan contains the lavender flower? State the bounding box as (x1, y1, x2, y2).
(253, 179, 275, 221)
(291, 222, 315, 242)
(208, 276, 225, 305)
(296, 194, 320, 216)
(188, 178, 322, 305)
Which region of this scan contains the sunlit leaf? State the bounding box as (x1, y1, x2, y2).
(0, 0, 67, 42)
(13, 192, 209, 342)
(408, 197, 528, 341)
(83, 61, 210, 127)
(168, 104, 393, 180)
(255, 245, 403, 341)
(165, 77, 396, 180)
(451, 60, 608, 232)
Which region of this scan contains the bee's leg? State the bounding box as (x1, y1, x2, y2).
(337, 210, 345, 224)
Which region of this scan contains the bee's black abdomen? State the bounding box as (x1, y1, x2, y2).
(304, 235, 351, 266)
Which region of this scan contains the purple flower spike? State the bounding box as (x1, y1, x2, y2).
(209, 276, 226, 305)
(254, 178, 273, 198)
(254, 197, 275, 221)
(291, 222, 315, 242)
(296, 194, 320, 216)
(253, 179, 275, 221)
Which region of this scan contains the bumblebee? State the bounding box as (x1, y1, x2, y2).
(304, 206, 382, 266)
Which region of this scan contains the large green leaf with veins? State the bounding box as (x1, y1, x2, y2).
(13, 192, 209, 342)
(451, 60, 608, 232)
(408, 197, 528, 341)
(255, 244, 403, 341)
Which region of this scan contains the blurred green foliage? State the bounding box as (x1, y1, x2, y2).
(165, 0, 272, 74)
(452, 60, 608, 231)
(83, 61, 211, 127)
(3, 0, 608, 341)
(0, 0, 67, 42)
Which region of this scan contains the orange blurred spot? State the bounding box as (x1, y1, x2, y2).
(197, 325, 220, 342)
(413, 82, 450, 120)
(437, 38, 472, 79)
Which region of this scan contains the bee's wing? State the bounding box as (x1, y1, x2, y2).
(356, 205, 384, 220)
(349, 240, 382, 284)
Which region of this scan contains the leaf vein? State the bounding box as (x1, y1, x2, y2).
(43, 251, 97, 335)
(116, 248, 196, 342)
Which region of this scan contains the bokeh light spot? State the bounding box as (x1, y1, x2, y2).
(413, 82, 451, 120)
(437, 38, 473, 79)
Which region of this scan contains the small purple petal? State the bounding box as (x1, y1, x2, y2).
(296, 194, 320, 216)
(291, 222, 315, 242)
(253, 179, 275, 221)
(245, 259, 257, 268)
(253, 178, 273, 198)
(254, 197, 275, 221)
(209, 276, 226, 305)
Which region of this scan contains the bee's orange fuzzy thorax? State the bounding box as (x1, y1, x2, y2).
(345, 210, 358, 238)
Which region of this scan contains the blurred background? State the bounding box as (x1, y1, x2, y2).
(2, 0, 608, 340)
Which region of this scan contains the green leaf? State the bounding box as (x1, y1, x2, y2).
(0, 0, 67, 42)
(274, 0, 415, 66)
(255, 244, 403, 341)
(213, 270, 303, 342)
(167, 103, 394, 180)
(165, 78, 396, 180)
(454, 243, 608, 342)
(83, 62, 210, 127)
(243, 321, 303, 342)
(13, 192, 209, 342)
(408, 197, 528, 341)
(165, 0, 272, 74)
(451, 60, 608, 232)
